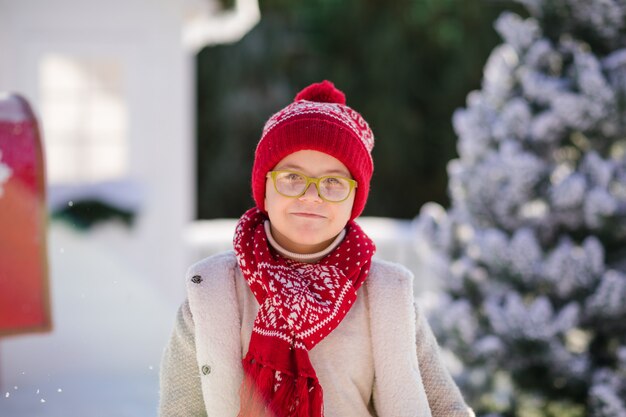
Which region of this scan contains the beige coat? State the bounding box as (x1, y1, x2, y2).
(159, 251, 473, 417)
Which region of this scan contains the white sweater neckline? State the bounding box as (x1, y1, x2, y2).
(263, 220, 346, 263)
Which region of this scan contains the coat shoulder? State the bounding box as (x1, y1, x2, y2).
(369, 258, 414, 285)
(185, 250, 238, 285)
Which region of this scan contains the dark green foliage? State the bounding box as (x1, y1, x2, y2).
(196, 0, 523, 219)
(217, 0, 236, 11)
(51, 200, 135, 230)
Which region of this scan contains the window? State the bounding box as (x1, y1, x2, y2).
(39, 54, 128, 183)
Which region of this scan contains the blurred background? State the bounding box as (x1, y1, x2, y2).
(0, 0, 513, 414)
(7, 0, 626, 416)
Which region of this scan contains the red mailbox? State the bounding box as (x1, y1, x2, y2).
(0, 93, 51, 337)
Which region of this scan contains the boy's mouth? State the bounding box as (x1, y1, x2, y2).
(291, 212, 325, 219)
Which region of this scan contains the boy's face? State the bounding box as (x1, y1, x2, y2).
(264, 150, 355, 254)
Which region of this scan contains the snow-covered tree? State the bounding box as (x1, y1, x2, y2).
(414, 1, 626, 416)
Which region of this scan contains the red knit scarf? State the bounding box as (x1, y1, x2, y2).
(233, 207, 375, 417)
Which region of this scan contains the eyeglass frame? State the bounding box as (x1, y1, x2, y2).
(266, 170, 358, 203)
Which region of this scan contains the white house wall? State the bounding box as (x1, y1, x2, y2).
(0, 0, 195, 413)
(0, 0, 194, 299)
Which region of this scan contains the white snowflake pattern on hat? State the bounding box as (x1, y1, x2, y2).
(261, 100, 375, 158)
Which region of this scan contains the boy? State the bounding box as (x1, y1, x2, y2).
(159, 80, 473, 417)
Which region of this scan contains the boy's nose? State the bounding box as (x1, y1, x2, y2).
(299, 182, 323, 202)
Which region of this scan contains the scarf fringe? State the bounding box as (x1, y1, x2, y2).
(239, 357, 324, 417)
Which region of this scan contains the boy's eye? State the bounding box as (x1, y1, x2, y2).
(285, 173, 304, 181)
(321, 177, 349, 192)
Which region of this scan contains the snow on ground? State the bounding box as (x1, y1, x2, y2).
(0, 217, 431, 416)
(0, 221, 179, 417)
(0, 373, 158, 417)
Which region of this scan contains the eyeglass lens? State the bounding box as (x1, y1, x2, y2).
(274, 172, 351, 201)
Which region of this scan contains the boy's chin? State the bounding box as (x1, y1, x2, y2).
(295, 236, 336, 251)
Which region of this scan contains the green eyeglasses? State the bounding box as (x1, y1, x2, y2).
(267, 170, 357, 203)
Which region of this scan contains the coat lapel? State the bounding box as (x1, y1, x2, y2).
(187, 252, 244, 417)
(367, 259, 431, 417)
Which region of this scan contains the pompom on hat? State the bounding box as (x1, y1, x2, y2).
(252, 80, 375, 220)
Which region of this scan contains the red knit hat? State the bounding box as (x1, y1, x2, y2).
(252, 80, 375, 220)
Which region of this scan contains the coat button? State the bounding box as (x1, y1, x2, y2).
(191, 275, 203, 284)
(201, 365, 211, 375)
